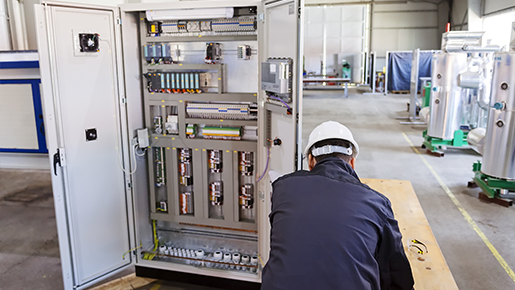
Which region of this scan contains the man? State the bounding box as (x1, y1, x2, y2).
(261, 121, 414, 290)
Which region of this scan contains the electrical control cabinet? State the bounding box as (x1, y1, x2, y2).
(35, 1, 303, 289)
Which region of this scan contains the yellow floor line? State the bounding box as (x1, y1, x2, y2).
(402, 132, 515, 283)
(149, 282, 162, 290)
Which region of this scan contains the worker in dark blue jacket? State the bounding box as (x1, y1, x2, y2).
(261, 121, 414, 290)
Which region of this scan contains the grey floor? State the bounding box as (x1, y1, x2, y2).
(1, 89, 514, 289)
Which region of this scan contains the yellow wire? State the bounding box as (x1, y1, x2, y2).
(122, 242, 142, 259)
(257, 254, 265, 267)
(152, 219, 159, 251)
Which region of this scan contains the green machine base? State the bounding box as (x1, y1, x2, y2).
(472, 162, 515, 199)
(422, 129, 468, 155)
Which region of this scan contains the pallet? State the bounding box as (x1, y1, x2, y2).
(362, 179, 459, 290)
(89, 273, 155, 290)
(391, 90, 410, 94)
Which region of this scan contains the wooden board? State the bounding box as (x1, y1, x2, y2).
(362, 178, 459, 290)
(88, 273, 155, 290)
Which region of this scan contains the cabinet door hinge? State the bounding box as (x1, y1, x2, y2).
(117, 17, 122, 25)
(258, 13, 265, 22)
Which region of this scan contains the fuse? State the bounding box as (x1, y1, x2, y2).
(209, 181, 223, 205)
(180, 192, 193, 214)
(179, 148, 191, 162)
(239, 152, 254, 176)
(208, 150, 222, 173)
(239, 184, 254, 209)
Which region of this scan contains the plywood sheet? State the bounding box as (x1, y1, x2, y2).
(362, 178, 459, 290)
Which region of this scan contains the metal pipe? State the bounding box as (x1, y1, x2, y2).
(444, 44, 502, 52)
(467, 127, 486, 155)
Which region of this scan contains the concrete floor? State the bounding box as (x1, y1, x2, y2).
(1, 89, 515, 289)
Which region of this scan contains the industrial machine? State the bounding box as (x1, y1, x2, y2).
(35, 1, 303, 289)
(469, 24, 515, 201)
(420, 31, 499, 156)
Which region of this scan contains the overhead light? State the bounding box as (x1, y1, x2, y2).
(146, 7, 234, 21)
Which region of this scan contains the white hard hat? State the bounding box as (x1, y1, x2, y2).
(304, 121, 359, 158)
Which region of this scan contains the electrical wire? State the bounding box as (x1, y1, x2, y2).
(99, 37, 140, 176)
(135, 146, 147, 157)
(122, 242, 142, 259)
(256, 146, 271, 182)
(257, 253, 265, 267)
(117, 143, 139, 175)
(268, 95, 291, 111)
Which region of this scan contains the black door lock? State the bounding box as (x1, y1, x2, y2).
(53, 149, 61, 176)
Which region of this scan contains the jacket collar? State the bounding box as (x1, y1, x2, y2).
(310, 156, 360, 183)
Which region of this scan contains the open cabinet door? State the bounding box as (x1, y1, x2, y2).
(257, 0, 303, 265)
(35, 2, 134, 289)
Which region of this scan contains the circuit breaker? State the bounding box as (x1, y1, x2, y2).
(35, 1, 302, 289)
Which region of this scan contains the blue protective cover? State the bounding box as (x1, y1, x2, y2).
(388, 51, 433, 91)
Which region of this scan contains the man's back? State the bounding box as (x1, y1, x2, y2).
(261, 157, 413, 290)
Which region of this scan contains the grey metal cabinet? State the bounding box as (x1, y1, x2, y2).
(35, 1, 303, 289)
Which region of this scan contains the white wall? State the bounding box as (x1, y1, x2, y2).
(451, 0, 469, 30)
(484, 0, 515, 16)
(0, 0, 11, 50)
(482, 10, 515, 49)
(304, 5, 366, 82)
(371, 2, 440, 70)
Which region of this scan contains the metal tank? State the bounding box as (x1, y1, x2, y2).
(427, 53, 468, 140)
(482, 52, 515, 180)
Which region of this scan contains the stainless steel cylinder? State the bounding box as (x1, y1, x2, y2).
(428, 53, 468, 140)
(458, 71, 481, 89)
(482, 52, 515, 179)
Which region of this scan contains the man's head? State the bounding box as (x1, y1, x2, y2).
(304, 121, 359, 170)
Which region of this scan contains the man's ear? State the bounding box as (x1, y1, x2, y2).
(349, 157, 356, 169)
(308, 154, 317, 170)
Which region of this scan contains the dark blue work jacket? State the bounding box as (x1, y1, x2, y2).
(261, 157, 414, 290)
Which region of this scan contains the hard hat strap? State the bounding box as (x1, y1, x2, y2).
(311, 145, 352, 157)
